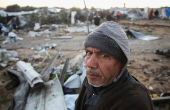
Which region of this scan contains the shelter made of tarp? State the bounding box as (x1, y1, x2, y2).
(0, 10, 7, 17)
(48, 7, 61, 13)
(165, 7, 170, 18)
(126, 8, 144, 20)
(113, 8, 127, 16)
(0, 9, 39, 17)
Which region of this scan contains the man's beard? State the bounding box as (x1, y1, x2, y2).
(86, 68, 104, 87)
(88, 80, 103, 87)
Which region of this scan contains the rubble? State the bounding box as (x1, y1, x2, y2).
(16, 61, 44, 87)
(64, 25, 97, 33)
(2, 32, 23, 44)
(34, 23, 40, 31)
(0, 49, 19, 67)
(51, 36, 73, 39)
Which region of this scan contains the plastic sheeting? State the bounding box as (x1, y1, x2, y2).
(127, 30, 160, 41)
(65, 25, 97, 33)
(48, 7, 61, 13)
(71, 11, 76, 24)
(28, 29, 52, 37)
(2, 32, 23, 44)
(165, 8, 170, 18)
(34, 23, 40, 30)
(64, 94, 79, 110)
(126, 8, 144, 20)
(0, 9, 39, 17)
(64, 74, 81, 88)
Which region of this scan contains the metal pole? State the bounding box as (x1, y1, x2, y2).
(83, 0, 89, 34)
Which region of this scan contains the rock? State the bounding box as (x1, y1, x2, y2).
(148, 29, 152, 32)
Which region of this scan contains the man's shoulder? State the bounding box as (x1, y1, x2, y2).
(93, 81, 154, 110)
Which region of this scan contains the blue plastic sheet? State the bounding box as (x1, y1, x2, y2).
(165, 8, 170, 17)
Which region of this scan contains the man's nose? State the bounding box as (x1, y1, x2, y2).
(86, 54, 98, 69)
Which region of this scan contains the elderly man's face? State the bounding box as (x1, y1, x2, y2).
(85, 47, 124, 87)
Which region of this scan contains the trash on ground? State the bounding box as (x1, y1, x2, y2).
(0, 49, 19, 67)
(34, 23, 40, 31)
(2, 32, 23, 44)
(33, 50, 51, 67)
(65, 25, 97, 33)
(51, 36, 73, 39)
(17, 61, 44, 87)
(64, 94, 79, 110)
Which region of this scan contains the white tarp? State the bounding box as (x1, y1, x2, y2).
(143, 8, 149, 19)
(1, 9, 39, 17)
(48, 7, 61, 13)
(71, 11, 77, 24)
(28, 29, 51, 37)
(64, 94, 79, 110)
(0, 10, 7, 17)
(64, 74, 81, 88)
(161, 8, 167, 18)
(65, 25, 97, 33)
(126, 8, 144, 20)
(34, 23, 40, 30)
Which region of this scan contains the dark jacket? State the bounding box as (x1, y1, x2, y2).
(75, 77, 155, 110)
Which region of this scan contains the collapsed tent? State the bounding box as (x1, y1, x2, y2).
(7, 52, 67, 110)
(127, 30, 160, 41)
(126, 8, 144, 20)
(2, 32, 23, 44)
(0, 49, 19, 67)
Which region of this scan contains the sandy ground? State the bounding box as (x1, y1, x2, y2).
(0, 19, 170, 109)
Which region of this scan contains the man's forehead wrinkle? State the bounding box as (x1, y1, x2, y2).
(94, 48, 102, 53)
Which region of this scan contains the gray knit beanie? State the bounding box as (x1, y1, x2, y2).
(84, 22, 127, 63)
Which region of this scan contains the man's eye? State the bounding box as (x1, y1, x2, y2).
(102, 54, 107, 57)
(86, 51, 92, 55)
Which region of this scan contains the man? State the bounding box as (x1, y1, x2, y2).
(116, 11, 121, 21)
(106, 12, 112, 21)
(75, 21, 154, 110)
(154, 10, 159, 21)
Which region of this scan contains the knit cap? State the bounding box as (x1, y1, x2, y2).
(84, 21, 128, 63)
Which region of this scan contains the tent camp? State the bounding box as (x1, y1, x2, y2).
(161, 7, 170, 19)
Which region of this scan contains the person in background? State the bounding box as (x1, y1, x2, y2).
(116, 11, 121, 21)
(74, 13, 79, 25)
(154, 9, 159, 20)
(106, 12, 112, 21)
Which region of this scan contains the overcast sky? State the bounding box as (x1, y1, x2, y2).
(0, 0, 170, 9)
